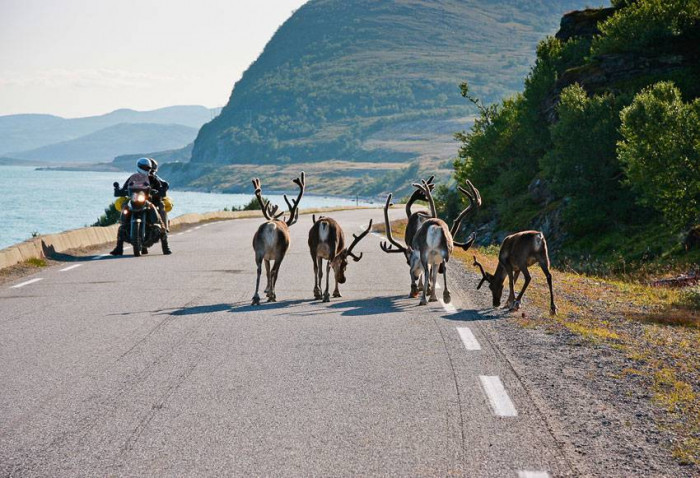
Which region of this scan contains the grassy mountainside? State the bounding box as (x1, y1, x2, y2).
(169, 0, 594, 196)
(0, 105, 220, 155)
(13, 123, 198, 163)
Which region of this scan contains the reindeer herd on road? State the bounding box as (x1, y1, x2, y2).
(250, 172, 557, 315)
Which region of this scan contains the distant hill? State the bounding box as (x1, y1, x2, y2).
(112, 143, 193, 171)
(0, 105, 221, 155)
(12, 123, 199, 163)
(171, 0, 594, 195)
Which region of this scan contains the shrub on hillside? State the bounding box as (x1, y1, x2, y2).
(619, 81, 700, 229)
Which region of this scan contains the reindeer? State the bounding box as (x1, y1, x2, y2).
(472, 231, 557, 315)
(381, 179, 480, 305)
(250, 172, 305, 305)
(308, 216, 373, 302)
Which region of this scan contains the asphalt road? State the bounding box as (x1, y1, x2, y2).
(0, 208, 573, 477)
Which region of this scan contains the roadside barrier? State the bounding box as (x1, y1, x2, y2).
(0, 206, 367, 270)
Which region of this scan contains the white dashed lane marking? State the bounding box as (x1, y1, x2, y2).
(92, 253, 110, 260)
(11, 278, 43, 289)
(518, 471, 550, 478)
(479, 375, 518, 417)
(457, 326, 481, 351)
(59, 264, 82, 272)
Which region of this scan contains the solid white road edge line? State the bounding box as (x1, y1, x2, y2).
(59, 264, 82, 272)
(518, 471, 550, 478)
(457, 326, 481, 351)
(92, 254, 110, 260)
(11, 278, 43, 289)
(479, 375, 518, 417)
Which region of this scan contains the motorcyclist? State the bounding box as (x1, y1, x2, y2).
(109, 158, 172, 255)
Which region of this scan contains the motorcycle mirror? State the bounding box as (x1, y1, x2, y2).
(113, 182, 119, 188)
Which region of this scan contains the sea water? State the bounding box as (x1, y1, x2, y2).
(0, 166, 373, 250)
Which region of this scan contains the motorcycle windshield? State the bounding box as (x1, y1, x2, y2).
(126, 173, 150, 194)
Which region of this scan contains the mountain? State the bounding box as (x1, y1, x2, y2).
(170, 0, 595, 195)
(112, 143, 194, 171)
(12, 123, 198, 163)
(0, 105, 220, 155)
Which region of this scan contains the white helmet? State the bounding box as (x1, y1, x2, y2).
(136, 157, 153, 174)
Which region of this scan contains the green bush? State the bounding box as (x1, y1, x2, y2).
(93, 202, 121, 227)
(592, 0, 700, 55)
(541, 84, 639, 235)
(619, 81, 700, 228)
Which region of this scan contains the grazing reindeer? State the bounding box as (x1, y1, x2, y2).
(308, 216, 373, 302)
(381, 179, 480, 305)
(251, 172, 305, 305)
(472, 231, 557, 315)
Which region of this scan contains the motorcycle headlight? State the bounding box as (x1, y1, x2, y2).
(131, 192, 146, 204)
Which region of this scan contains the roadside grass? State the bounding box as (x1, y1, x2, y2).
(378, 218, 700, 466)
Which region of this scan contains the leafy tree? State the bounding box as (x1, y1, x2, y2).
(541, 84, 637, 235)
(592, 0, 700, 55)
(619, 81, 700, 228)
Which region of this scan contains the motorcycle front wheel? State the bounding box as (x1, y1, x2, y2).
(132, 218, 143, 257)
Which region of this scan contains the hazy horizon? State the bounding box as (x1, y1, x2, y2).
(0, 0, 307, 118)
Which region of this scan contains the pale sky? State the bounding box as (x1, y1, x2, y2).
(0, 0, 308, 118)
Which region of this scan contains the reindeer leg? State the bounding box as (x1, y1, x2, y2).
(541, 263, 557, 315)
(419, 259, 429, 306)
(264, 259, 271, 295)
(429, 263, 438, 302)
(512, 268, 531, 312)
(268, 256, 284, 303)
(252, 254, 263, 306)
(411, 274, 420, 298)
(333, 277, 341, 298)
(313, 256, 322, 300)
(442, 261, 451, 304)
(323, 258, 332, 302)
(505, 265, 516, 309)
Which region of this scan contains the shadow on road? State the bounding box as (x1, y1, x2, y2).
(171, 303, 234, 315)
(442, 307, 503, 322)
(229, 299, 309, 313)
(327, 295, 405, 316)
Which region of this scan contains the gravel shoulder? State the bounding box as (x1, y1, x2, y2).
(449, 250, 699, 477)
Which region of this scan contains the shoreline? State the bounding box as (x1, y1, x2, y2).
(0, 205, 375, 272)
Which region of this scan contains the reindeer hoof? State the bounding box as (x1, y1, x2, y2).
(333, 291, 342, 298)
(510, 300, 521, 312)
(322, 294, 330, 303)
(267, 294, 276, 303)
(429, 296, 438, 303)
(252, 296, 261, 306)
(443, 291, 451, 304)
(550, 306, 558, 316)
(418, 299, 428, 306)
(409, 290, 419, 298)
(314, 292, 322, 300)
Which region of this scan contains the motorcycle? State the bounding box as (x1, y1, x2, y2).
(113, 174, 164, 257)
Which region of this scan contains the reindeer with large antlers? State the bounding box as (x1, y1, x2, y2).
(472, 231, 557, 315)
(250, 172, 305, 305)
(308, 216, 373, 302)
(381, 179, 481, 305)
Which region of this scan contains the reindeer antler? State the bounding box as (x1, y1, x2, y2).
(379, 194, 408, 254)
(405, 175, 435, 218)
(411, 179, 437, 218)
(450, 179, 482, 237)
(473, 255, 490, 290)
(252, 177, 284, 220)
(284, 171, 305, 227)
(346, 219, 373, 262)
